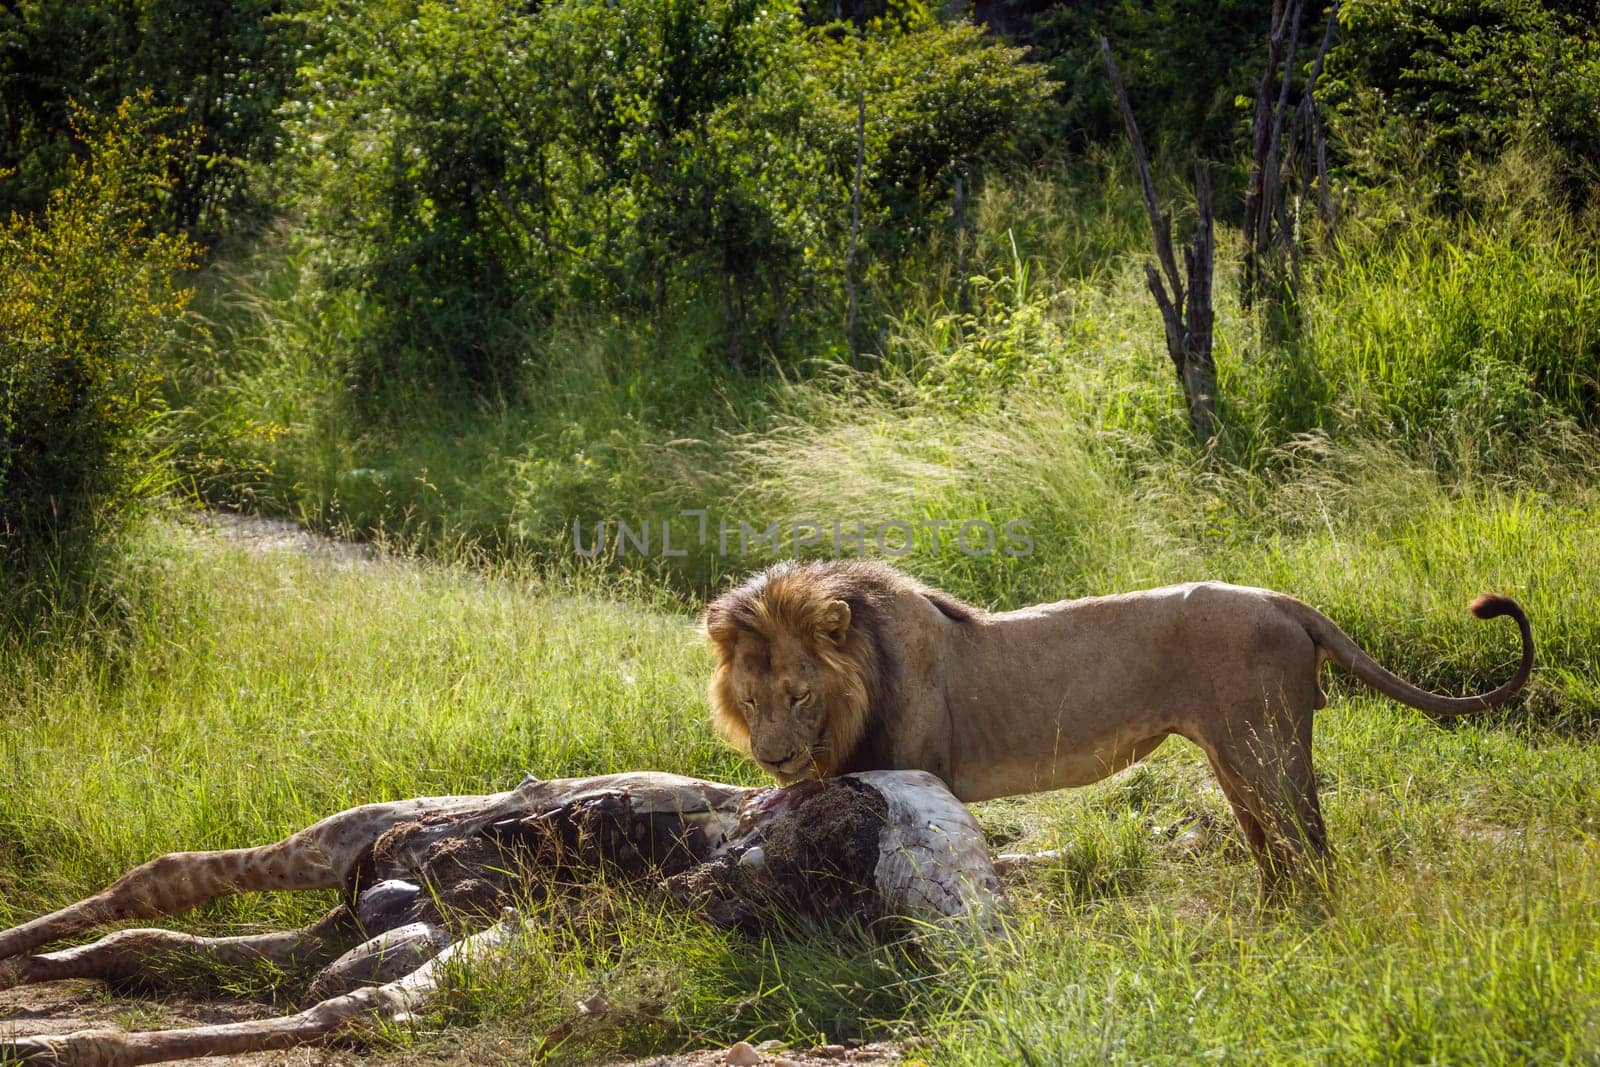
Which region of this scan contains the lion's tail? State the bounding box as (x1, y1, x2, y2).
(1292, 594, 1534, 716)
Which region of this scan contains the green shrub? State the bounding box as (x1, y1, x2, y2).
(0, 0, 298, 234)
(283, 0, 1052, 395)
(1325, 0, 1600, 204)
(1023, 0, 1284, 159)
(736, 16, 1053, 345)
(0, 94, 200, 615)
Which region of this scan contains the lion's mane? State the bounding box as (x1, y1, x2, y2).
(702, 560, 978, 776)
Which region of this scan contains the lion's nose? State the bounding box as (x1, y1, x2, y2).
(759, 749, 800, 766)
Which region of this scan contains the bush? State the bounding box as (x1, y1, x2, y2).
(0, 0, 298, 234)
(1022, 0, 1284, 160)
(0, 94, 200, 615)
(284, 0, 1052, 395)
(1325, 0, 1600, 204)
(738, 17, 1054, 334)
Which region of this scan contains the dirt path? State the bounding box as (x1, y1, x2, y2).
(197, 511, 381, 566)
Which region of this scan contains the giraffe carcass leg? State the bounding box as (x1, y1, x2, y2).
(0, 906, 362, 993)
(0, 920, 515, 1067)
(0, 793, 500, 963)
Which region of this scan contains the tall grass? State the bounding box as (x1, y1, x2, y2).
(4, 79, 1595, 1067)
(163, 154, 1600, 613)
(1311, 215, 1600, 434)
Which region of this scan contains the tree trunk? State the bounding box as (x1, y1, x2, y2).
(1243, 1, 1341, 311)
(953, 172, 969, 314)
(1179, 164, 1217, 442)
(846, 88, 865, 366)
(1098, 36, 1218, 444)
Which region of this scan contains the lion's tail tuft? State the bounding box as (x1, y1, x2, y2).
(1469, 593, 1522, 621)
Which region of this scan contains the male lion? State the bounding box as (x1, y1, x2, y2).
(703, 560, 1533, 883)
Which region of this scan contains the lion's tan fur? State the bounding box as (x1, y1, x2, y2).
(704, 560, 1533, 881)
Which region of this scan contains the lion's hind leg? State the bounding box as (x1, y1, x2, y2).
(1193, 695, 1330, 893)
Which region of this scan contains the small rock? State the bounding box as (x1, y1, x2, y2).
(774, 1060, 801, 1067)
(574, 992, 610, 1016)
(725, 1040, 761, 1066)
(817, 1045, 848, 1059)
(756, 1040, 784, 1051)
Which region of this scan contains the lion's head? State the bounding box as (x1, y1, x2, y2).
(702, 561, 889, 783)
(704, 560, 980, 783)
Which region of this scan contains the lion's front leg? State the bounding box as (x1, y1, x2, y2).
(880, 687, 956, 792)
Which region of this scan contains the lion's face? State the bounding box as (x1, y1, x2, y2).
(719, 632, 834, 782)
(705, 584, 871, 784)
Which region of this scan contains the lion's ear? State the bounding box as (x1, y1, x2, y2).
(816, 599, 851, 646)
(702, 606, 737, 648)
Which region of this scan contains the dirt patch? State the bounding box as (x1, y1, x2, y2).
(614, 1038, 910, 1066)
(197, 512, 379, 567)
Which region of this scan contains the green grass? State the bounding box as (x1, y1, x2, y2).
(0, 523, 746, 931)
(3, 468, 1598, 1061)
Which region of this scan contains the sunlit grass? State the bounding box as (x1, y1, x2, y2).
(164, 155, 1600, 592)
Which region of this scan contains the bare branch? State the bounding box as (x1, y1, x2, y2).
(1246, 0, 1341, 311)
(1100, 33, 1218, 443)
(847, 87, 865, 366)
(1098, 34, 1183, 306)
